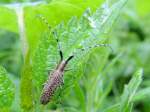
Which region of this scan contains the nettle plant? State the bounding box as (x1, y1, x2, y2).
(32, 0, 123, 103)
(30, 0, 128, 110)
(0, 0, 143, 112)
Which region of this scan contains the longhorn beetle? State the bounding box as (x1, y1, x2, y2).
(38, 15, 112, 105)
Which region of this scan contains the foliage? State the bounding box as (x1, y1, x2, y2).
(32, 0, 127, 107)
(20, 52, 33, 112)
(0, 7, 18, 33)
(120, 69, 143, 112)
(0, 66, 15, 112)
(24, 0, 104, 51)
(104, 69, 143, 112)
(0, 29, 22, 76)
(0, 0, 150, 112)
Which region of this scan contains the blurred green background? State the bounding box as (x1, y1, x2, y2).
(0, 0, 150, 112)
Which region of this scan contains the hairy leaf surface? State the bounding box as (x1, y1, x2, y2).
(0, 66, 15, 111)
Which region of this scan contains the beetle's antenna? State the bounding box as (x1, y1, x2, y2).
(80, 44, 113, 52)
(52, 31, 63, 61)
(72, 43, 113, 57)
(66, 55, 74, 63)
(67, 43, 113, 62)
(37, 14, 63, 60)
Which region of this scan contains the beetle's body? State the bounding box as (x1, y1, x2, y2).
(40, 59, 73, 105)
(40, 60, 67, 104)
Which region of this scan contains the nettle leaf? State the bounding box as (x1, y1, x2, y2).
(32, 32, 59, 87)
(120, 68, 143, 112)
(24, 0, 104, 52)
(32, 0, 128, 103)
(0, 66, 15, 110)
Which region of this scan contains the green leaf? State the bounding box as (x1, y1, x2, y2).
(20, 52, 33, 111)
(133, 87, 150, 102)
(0, 6, 18, 33)
(136, 0, 150, 16)
(32, 32, 57, 88)
(24, 0, 104, 52)
(32, 0, 128, 107)
(104, 68, 143, 112)
(120, 68, 143, 112)
(74, 82, 86, 112)
(83, 48, 111, 112)
(0, 66, 15, 111)
(104, 104, 120, 112)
